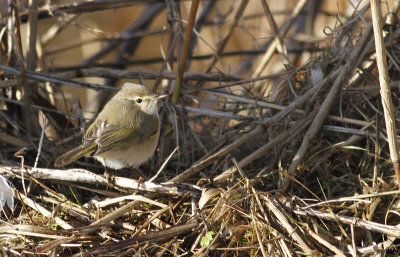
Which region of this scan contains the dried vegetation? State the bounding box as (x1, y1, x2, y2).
(1, 0, 400, 256)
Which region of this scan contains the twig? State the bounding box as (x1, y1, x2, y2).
(40, 15, 78, 46)
(149, 147, 178, 182)
(0, 64, 116, 91)
(207, 90, 371, 127)
(356, 236, 396, 254)
(33, 117, 46, 169)
(174, 105, 257, 121)
(79, 3, 165, 67)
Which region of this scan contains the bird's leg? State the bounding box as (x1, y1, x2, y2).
(137, 176, 145, 190)
(130, 167, 146, 189)
(103, 167, 114, 187)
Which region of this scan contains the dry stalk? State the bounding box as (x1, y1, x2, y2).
(172, 0, 200, 104)
(370, 0, 400, 188)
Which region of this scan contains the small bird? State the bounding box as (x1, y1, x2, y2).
(54, 83, 166, 169)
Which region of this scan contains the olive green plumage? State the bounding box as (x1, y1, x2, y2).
(55, 83, 166, 169)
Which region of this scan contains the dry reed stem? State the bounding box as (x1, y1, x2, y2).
(0, 224, 68, 239)
(250, 194, 268, 257)
(172, 0, 200, 104)
(370, 0, 400, 188)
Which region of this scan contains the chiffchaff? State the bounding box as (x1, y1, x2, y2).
(54, 83, 166, 169)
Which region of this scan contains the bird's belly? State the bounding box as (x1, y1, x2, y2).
(94, 139, 158, 170)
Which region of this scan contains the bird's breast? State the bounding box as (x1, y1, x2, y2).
(94, 128, 160, 169)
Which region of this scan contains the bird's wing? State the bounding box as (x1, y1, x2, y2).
(84, 112, 159, 156)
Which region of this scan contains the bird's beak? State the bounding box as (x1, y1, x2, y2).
(154, 94, 168, 101)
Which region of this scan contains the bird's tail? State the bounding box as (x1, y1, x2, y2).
(54, 144, 97, 167)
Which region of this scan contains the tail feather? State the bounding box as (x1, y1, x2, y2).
(54, 144, 97, 167)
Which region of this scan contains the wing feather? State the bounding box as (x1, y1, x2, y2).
(82, 105, 159, 156)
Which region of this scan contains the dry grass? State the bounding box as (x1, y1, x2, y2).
(1, 0, 400, 256)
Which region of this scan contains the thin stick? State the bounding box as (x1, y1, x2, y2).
(33, 117, 46, 169)
(149, 147, 178, 182)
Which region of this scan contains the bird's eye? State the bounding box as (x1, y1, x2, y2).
(136, 98, 143, 104)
